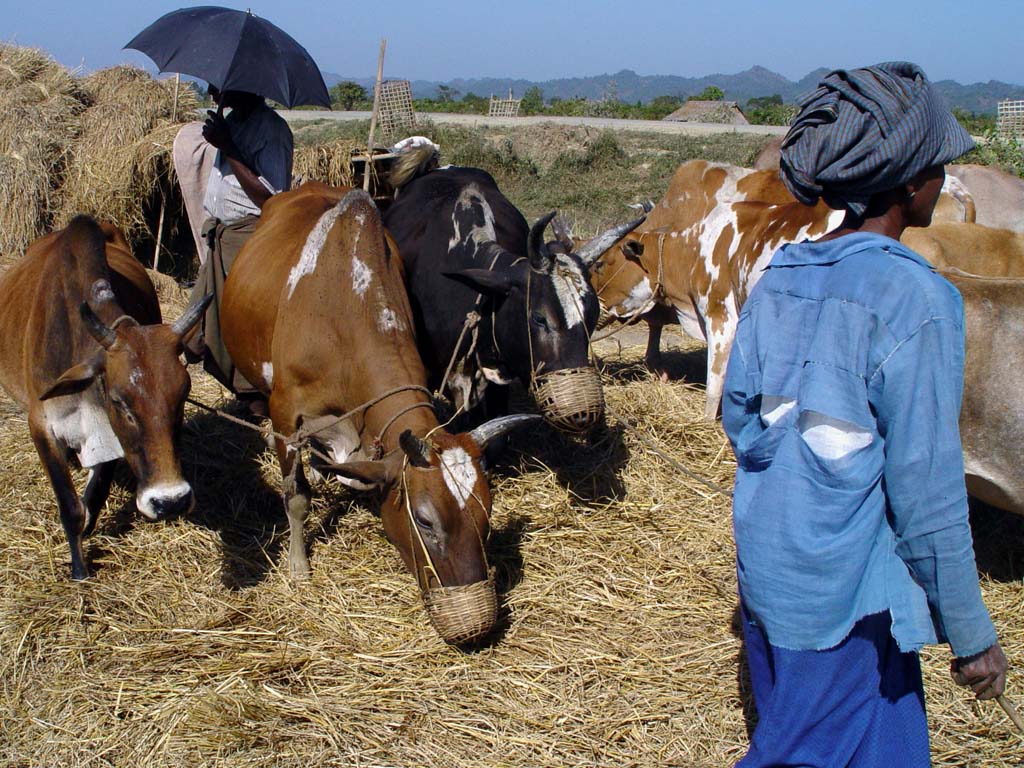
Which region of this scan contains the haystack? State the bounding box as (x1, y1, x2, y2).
(0, 45, 84, 267)
(292, 138, 361, 187)
(58, 65, 199, 255)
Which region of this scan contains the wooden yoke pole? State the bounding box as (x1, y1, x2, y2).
(153, 73, 180, 271)
(364, 38, 387, 193)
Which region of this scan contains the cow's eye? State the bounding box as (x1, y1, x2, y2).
(531, 312, 550, 330)
(413, 507, 435, 530)
(111, 398, 136, 425)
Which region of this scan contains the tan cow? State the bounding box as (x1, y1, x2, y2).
(590, 160, 977, 419)
(220, 184, 534, 643)
(0, 216, 208, 579)
(903, 222, 1024, 277)
(950, 272, 1024, 515)
(946, 164, 1024, 233)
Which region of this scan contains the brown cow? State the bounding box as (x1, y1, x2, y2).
(589, 160, 977, 418)
(220, 184, 535, 643)
(0, 216, 209, 579)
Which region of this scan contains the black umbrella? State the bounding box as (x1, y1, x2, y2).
(125, 6, 331, 108)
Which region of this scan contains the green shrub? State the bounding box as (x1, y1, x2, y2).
(959, 130, 1024, 178)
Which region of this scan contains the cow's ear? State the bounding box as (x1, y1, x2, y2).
(443, 269, 519, 297)
(39, 356, 104, 401)
(621, 240, 644, 263)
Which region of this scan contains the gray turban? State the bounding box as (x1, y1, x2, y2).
(779, 62, 974, 216)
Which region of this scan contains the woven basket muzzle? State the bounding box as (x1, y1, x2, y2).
(423, 575, 497, 644)
(530, 366, 605, 432)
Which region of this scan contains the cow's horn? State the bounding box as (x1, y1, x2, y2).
(528, 211, 558, 273)
(399, 430, 433, 468)
(469, 414, 543, 451)
(171, 293, 214, 338)
(79, 302, 117, 349)
(573, 215, 647, 268)
(550, 215, 574, 250)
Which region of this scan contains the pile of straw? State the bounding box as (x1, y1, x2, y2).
(0, 321, 1020, 766)
(0, 46, 361, 275)
(58, 65, 198, 245)
(0, 45, 84, 266)
(292, 138, 360, 188)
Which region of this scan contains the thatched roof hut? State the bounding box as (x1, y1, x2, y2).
(663, 100, 749, 125)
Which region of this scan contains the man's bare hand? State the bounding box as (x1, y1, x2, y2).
(952, 642, 1008, 701)
(202, 110, 235, 155)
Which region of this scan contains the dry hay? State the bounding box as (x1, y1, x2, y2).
(57, 66, 199, 244)
(0, 316, 1022, 765)
(0, 44, 85, 267)
(292, 139, 361, 187)
(0, 48, 202, 273)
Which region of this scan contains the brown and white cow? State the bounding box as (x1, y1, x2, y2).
(220, 183, 535, 643)
(590, 160, 977, 419)
(0, 216, 209, 579)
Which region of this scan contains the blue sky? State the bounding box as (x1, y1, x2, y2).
(3, 0, 1022, 85)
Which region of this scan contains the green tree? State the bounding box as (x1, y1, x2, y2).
(747, 94, 783, 110)
(329, 81, 368, 110)
(691, 85, 725, 101)
(436, 85, 460, 104)
(461, 92, 489, 113)
(646, 94, 683, 119)
(521, 86, 545, 115)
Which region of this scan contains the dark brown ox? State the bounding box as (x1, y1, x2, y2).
(587, 160, 977, 419)
(949, 272, 1024, 516)
(220, 184, 534, 643)
(0, 216, 208, 579)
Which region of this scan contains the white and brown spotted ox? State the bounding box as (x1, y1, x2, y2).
(220, 183, 535, 643)
(0, 216, 209, 579)
(588, 160, 977, 419)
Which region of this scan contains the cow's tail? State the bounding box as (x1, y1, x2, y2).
(390, 144, 440, 191)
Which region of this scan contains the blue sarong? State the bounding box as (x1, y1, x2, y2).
(737, 610, 930, 768)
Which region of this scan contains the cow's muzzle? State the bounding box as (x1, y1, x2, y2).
(530, 366, 605, 432)
(423, 575, 497, 644)
(137, 482, 194, 521)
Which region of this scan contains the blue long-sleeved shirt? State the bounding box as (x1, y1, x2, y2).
(722, 231, 996, 657)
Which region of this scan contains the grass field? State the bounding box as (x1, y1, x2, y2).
(290, 118, 771, 234)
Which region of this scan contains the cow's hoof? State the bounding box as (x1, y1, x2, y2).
(288, 561, 311, 581)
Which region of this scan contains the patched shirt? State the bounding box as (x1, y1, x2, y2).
(722, 231, 996, 657)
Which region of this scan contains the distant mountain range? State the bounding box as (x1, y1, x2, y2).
(322, 65, 1024, 114)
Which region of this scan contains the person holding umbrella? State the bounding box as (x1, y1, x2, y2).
(127, 6, 329, 396)
(722, 62, 1007, 766)
(176, 85, 293, 397)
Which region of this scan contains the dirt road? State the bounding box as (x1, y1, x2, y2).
(280, 110, 788, 137)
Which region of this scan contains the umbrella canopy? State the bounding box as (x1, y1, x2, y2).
(125, 6, 331, 108)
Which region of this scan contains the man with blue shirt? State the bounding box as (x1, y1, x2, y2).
(722, 62, 1007, 766)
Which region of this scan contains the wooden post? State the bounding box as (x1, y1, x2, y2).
(364, 38, 386, 193)
(153, 73, 181, 271)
